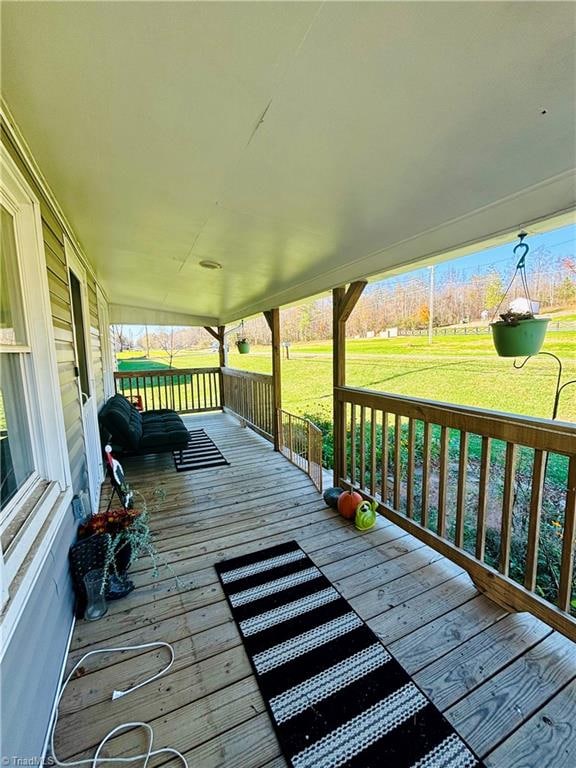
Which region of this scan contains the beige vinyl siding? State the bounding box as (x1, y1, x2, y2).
(0, 125, 102, 493)
(0, 122, 107, 762)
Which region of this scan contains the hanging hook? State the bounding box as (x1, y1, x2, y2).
(513, 232, 529, 269)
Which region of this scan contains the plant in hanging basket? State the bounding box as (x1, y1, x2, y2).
(490, 311, 550, 357)
(489, 234, 550, 358)
(236, 338, 250, 354)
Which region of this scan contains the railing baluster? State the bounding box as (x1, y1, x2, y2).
(558, 456, 576, 611)
(455, 431, 469, 547)
(196, 372, 202, 412)
(394, 414, 402, 511)
(359, 406, 366, 490)
(288, 413, 294, 462)
(381, 412, 389, 506)
(307, 420, 312, 478)
(421, 422, 431, 527)
(524, 449, 545, 591)
(406, 418, 415, 519)
(499, 442, 518, 575)
(350, 404, 357, 486)
(370, 409, 377, 497)
(437, 426, 449, 536)
(475, 436, 491, 561)
(341, 403, 348, 482)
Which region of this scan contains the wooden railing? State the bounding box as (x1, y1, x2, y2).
(335, 385, 576, 637)
(221, 368, 275, 441)
(114, 368, 221, 413)
(278, 409, 323, 492)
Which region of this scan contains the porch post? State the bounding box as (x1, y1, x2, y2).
(332, 281, 367, 486)
(264, 308, 282, 451)
(204, 325, 228, 407)
(217, 325, 227, 368)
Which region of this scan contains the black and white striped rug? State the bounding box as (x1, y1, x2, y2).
(216, 540, 483, 768)
(173, 429, 229, 472)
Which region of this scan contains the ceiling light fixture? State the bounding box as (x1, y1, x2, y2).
(199, 259, 223, 270)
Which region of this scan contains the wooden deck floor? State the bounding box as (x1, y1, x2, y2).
(55, 412, 576, 768)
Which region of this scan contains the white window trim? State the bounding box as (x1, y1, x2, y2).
(97, 285, 115, 400)
(0, 143, 72, 622)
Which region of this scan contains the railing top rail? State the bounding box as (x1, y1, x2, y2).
(221, 367, 273, 383)
(336, 385, 576, 455)
(114, 367, 220, 378)
(278, 408, 323, 435)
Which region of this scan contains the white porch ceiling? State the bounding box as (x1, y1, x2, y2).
(2, 1, 575, 326)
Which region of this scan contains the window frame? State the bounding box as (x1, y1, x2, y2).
(0, 143, 72, 609)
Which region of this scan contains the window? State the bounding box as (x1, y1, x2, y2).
(1, 206, 35, 512)
(1, 143, 71, 613)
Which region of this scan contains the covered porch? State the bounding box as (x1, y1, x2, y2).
(55, 412, 575, 768)
(1, 2, 575, 765)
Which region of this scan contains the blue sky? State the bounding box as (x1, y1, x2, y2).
(391, 223, 575, 288)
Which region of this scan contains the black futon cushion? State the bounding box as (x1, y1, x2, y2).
(99, 394, 189, 454)
(99, 394, 143, 451)
(140, 409, 190, 450)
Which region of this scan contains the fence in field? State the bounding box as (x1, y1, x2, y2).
(113, 367, 221, 413)
(334, 385, 576, 636)
(395, 320, 576, 337)
(277, 409, 323, 492)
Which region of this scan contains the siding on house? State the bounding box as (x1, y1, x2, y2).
(0, 125, 107, 761)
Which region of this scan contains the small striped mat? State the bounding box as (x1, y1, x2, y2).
(173, 429, 229, 472)
(216, 540, 484, 768)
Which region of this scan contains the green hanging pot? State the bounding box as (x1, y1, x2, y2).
(236, 340, 250, 354)
(490, 317, 549, 358)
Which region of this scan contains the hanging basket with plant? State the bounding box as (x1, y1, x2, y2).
(489, 233, 550, 358)
(235, 319, 250, 354)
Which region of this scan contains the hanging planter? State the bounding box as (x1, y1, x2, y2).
(489, 233, 549, 358)
(490, 315, 550, 358)
(235, 320, 250, 354)
(236, 339, 250, 354)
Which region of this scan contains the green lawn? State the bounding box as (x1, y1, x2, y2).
(120, 329, 576, 424)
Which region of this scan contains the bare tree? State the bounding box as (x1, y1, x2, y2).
(110, 325, 132, 353)
(150, 327, 188, 367)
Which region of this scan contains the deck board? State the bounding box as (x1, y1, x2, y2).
(55, 412, 576, 768)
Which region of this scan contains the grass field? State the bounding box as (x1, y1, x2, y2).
(119, 329, 576, 424)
